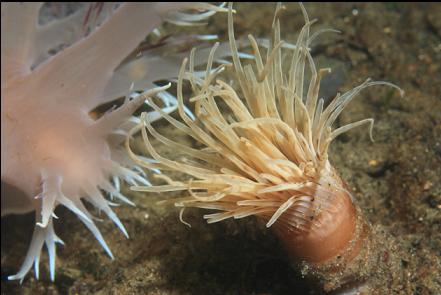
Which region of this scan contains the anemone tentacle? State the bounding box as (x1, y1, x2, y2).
(128, 2, 403, 232)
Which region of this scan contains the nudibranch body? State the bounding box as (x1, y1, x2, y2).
(129, 3, 403, 291)
(1, 2, 227, 282)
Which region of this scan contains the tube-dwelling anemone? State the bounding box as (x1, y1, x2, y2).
(128, 3, 403, 292)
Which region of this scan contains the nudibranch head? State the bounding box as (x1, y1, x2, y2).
(129, 3, 403, 264)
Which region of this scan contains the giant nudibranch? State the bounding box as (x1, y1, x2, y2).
(1, 2, 228, 282)
(129, 3, 404, 292)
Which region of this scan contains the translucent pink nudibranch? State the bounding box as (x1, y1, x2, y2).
(1, 2, 227, 282)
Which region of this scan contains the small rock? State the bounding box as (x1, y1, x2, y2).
(422, 181, 433, 191)
(427, 4, 441, 37)
(424, 195, 438, 209)
(365, 160, 391, 178)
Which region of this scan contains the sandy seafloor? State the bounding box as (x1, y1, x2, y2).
(1, 3, 441, 294)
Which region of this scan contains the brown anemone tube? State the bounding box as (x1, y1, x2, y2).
(273, 192, 359, 265)
(267, 170, 405, 293)
(269, 176, 372, 292)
